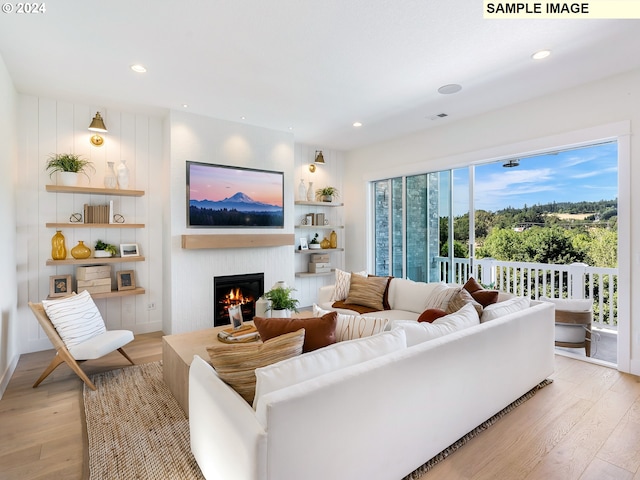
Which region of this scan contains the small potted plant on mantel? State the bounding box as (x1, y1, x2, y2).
(316, 186, 340, 202)
(45, 153, 95, 187)
(264, 284, 299, 318)
(94, 239, 118, 258)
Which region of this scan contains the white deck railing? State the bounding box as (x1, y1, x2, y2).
(434, 257, 618, 330)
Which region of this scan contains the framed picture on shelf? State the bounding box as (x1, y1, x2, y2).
(228, 305, 244, 329)
(49, 274, 72, 298)
(116, 270, 136, 291)
(120, 243, 139, 257)
(300, 237, 309, 250)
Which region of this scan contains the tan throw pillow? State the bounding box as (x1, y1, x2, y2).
(446, 288, 483, 317)
(331, 269, 367, 302)
(206, 329, 305, 404)
(254, 312, 337, 352)
(344, 274, 389, 311)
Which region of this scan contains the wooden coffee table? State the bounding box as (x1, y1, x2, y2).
(162, 322, 258, 416)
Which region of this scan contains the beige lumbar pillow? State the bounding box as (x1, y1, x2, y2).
(344, 274, 389, 311)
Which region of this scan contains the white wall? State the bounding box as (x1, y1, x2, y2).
(166, 111, 295, 334)
(0, 55, 18, 397)
(344, 68, 640, 375)
(15, 96, 164, 353)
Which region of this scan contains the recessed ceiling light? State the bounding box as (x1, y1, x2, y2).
(353, 122, 362, 127)
(438, 84, 462, 95)
(531, 50, 551, 60)
(130, 64, 147, 73)
(182, 104, 188, 108)
(241, 116, 246, 120)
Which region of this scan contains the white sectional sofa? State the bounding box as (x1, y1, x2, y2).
(189, 278, 555, 480)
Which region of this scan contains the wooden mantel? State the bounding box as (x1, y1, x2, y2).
(181, 234, 295, 250)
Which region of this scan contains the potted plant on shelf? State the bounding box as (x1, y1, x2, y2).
(94, 239, 118, 258)
(45, 153, 95, 187)
(264, 285, 299, 318)
(316, 186, 340, 202)
(309, 233, 321, 249)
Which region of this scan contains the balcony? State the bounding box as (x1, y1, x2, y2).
(434, 256, 618, 365)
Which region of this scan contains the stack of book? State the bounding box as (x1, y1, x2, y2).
(217, 324, 260, 343)
(84, 201, 113, 224)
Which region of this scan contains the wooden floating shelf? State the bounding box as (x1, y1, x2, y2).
(89, 287, 146, 299)
(46, 256, 145, 266)
(295, 225, 344, 229)
(295, 271, 335, 278)
(46, 223, 145, 229)
(181, 234, 295, 250)
(295, 248, 344, 254)
(46, 185, 144, 197)
(294, 201, 343, 207)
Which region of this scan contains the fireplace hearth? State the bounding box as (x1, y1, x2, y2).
(213, 273, 264, 327)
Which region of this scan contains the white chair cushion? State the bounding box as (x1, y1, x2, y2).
(42, 290, 106, 348)
(67, 330, 134, 360)
(313, 304, 389, 341)
(539, 296, 592, 312)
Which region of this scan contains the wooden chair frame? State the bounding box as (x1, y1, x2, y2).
(28, 302, 134, 390)
(554, 309, 592, 357)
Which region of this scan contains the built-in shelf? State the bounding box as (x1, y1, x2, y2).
(182, 234, 295, 249)
(46, 256, 145, 266)
(294, 201, 344, 207)
(46, 185, 144, 197)
(295, 271, 335, 278)
(46, 223, 145, 229)
(86, 287, 145, 299)
(295, 225, 344, 229)
(295, 248, 344, 254)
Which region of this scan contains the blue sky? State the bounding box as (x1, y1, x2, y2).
(449, 142, 618, 215)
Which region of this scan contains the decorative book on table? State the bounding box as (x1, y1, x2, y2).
(217, 324, 260, 343)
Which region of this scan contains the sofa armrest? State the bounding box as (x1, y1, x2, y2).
(317, 284, 335, 305)
(189, 355, 267, 480)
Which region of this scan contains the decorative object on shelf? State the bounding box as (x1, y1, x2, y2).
(88, 111, 108, 147)
(120, 243, 140, 257)
(264, 283, 299, 318)
(71, 240, 92, 259)
(51, 230, 67, 260)
(69, 213, 83, 223)
(113, 214, 125, 223)
(297, 179, 307, 201)
(305, 213, 314, 226)
(255, 296, 269, 318)
(117, 159, 130, 189)
(309, 233, 321, 249)
(316, 186, 340, 202)
(299, 237, 309, 250)
(306, 181, 314, 201)
(315, 213, 325, 226)
(49, 274, 72, 298)
(330, 230, 338, 248)
(320, 237, 331, 249)
(116, 270, 136, 291)
(104, 162, 117, 188)
(45, 153, 95, 187)
(324, 218, 329, 225)
(94, 239, 117, 258)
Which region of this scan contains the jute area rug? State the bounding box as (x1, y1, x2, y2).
(83, 361, 551, 480)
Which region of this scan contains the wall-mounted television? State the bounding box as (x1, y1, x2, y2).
(186, 161, 284, 228)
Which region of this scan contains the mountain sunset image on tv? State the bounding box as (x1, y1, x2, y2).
(186, 161, 284, 228)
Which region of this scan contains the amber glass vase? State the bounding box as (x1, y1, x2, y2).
(51, 230, 67, 260)
(330, 230, 338, 249)
(71, 240, 91, 259)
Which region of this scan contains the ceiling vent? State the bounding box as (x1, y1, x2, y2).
(428, 113, 448, 121)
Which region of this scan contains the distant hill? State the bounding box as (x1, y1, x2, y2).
(190, 192, 282, 213)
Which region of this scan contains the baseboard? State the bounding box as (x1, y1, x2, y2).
(0, 353, 20, 400)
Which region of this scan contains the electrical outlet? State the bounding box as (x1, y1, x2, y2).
(147, 302, 156, 310)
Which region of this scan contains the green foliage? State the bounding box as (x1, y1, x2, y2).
(315, 186, 340, 200)
(45, 153, 95, 178)
(264, 287, 299, 312)
(94, 240, 117, 255)
(440, 240, 468, 258)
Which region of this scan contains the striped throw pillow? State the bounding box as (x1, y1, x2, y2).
(344, 274, 389, 311)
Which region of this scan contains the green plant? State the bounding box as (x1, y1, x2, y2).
(94, 239, 117, 255)
(45, 153, 95, 179)
(315, 186, 340, 200)
(309, 233, 319, 244)
(264, 286, 299, 312)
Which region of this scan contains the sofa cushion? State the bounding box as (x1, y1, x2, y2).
(463, 277, 499, 307)
(394, 303, 480, 347)
(313, 304, 389, 341)
(388, 279, 454, 313)
(331, 300, 379, 315)
(446, 288, 483, 317)
(254, 312, 337, 352)
(344, 274, 390, 311)
(206, 328, 305, 404)
(539, 296, 592, 312)
(253, 328, 407, 413)
(481, 296, 530, 322)
(331, 269, 367, 302)
(417, 308, 448, 323)
(42, 290, 106, 349)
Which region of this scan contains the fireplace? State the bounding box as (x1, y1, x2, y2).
(214, 273, 264, 327)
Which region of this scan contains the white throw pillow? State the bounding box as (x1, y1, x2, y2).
(388, 279, 450, 313)
(313, 304, 389, 341)
(42, 290, 107, 349)
(481, 296, 531, 322)
(330, 269, 367, 302)
(394, 303, 480, 347)
(539, 296, 592, 312)
(253, 328, 407, 412)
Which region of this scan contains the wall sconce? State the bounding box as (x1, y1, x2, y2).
(309, 150, 325, 172)
(88, 112, 108, 146)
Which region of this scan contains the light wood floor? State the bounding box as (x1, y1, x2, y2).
(1, 334, 639, 480)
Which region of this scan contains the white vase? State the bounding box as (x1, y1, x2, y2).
(270, 309, 290, 318)
(117, 159, 130, 189)
(307, 181, 314, 201)
(58, 172, 78, 187)
(298, 179, 307, 201)
(104, 162, 117, 189)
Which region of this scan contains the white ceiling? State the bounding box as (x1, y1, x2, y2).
(1, 1, 640, 151)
